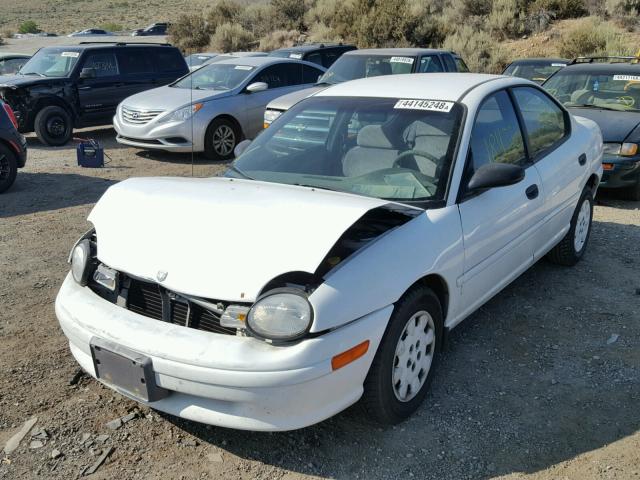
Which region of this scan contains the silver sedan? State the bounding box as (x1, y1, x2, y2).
(114, 56, 326, 160)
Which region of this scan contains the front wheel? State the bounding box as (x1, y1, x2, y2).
(362, 286, 443, 424)
(204, 118, 240, 161)
(547, 187, 593, 266)
(0, 143, 17, 193)
(34, 105, 73, 146)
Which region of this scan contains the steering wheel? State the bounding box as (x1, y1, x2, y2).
(617, 95, 635, 107)
(392, 149, 440, 169)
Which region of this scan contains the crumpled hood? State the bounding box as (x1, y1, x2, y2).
(0, 75, 59, 89)
(568, 108, 640, 143)
(88, 177, 390, 302)
(121, 85, 233, 112)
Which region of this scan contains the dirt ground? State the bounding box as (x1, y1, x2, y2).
(0, 128, 639, 480)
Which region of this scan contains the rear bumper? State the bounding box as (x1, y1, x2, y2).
(600, 155, 640, 189)
(1, 127, 27, 167)
(55, 273, 391, 431)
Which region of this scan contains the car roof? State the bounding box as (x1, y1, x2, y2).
(271, 43, 355, 53)
(315, 73, 505, 101)
(558, 63, 640, 73)
(508, 57, 569, 65)
(344, 48, 454, 56)
(41, 43, 176, 51)
(0, 53, 30, 58)
(212, 56, 323, 68)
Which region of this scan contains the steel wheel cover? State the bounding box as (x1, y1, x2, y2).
(212, 125, 235, 156)
(392, 310, 436, 402)
(574, 198, 591, 252)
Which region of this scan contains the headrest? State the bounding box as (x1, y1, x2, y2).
(356, 124, 396, 149)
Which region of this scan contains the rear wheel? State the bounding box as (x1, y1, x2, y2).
(547, 187, 593, 266)
(34, 105, 73, 146)
(362, 286, 443, 424)
(0, 143, 17, 193)
(204, 118, 240, 161)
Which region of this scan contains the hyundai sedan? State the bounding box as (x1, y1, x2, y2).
(57, 73, 602, 431)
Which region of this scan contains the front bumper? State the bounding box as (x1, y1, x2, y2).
(55, 273, 391, 431)
(113, 114, 206, 153)
(600, 154, 640, 190)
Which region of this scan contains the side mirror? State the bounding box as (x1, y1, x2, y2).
(246, 82, 268, 93)
(467, 163, 525, 191)
(79, 67, 96, 79)
(234, 139, 252, 157)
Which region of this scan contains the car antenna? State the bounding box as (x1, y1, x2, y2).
(188, 49, 194, 177)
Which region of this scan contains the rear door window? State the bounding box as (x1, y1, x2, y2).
(442, 54, 457, 72)
(82, 51, 119, 77)
(418, 55, 444, 73)
(304, 52, 323, 67)
(303, 64, 324, 83)
(254, 63, 305, 88)
(116, 49, 154, 75)
(154, 49, 186, 73)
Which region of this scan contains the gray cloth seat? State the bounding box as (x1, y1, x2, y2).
(403, 120, 450, 177)
(342, 124, 401, 177)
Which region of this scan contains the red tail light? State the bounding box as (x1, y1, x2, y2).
(2, 102, 19, 130)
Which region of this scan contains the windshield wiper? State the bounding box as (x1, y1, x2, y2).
(567, 103, 627, 111)
(314, 81, 336, 86)
(21, 72, 46, 77)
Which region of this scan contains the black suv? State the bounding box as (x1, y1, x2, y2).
(0, 42, 188, 146)
(132, 23, 169, 36)
(268, 43, 357, 69)
(0, 100, 27, 193)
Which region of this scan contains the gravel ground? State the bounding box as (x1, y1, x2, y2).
(0, 129, 639, 480)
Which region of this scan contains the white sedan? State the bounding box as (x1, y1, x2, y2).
(56, 73, 602, 431)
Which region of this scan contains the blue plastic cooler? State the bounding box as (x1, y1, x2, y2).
(76, 140, 104, 168)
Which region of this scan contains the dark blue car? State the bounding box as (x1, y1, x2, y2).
(544, 59, 640, 200)
(0, 100, 27, 193)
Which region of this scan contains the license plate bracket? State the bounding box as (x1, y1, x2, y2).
(90, 337, 168, 402)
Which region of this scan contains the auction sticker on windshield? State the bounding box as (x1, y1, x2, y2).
(390, 57, 414, 64)
(613, 75, 640, 82)
(234, 65, 254, 70)
(289, 53, 303, 59)
(61, 52, 80, 58)
(394, 99, 454, 112)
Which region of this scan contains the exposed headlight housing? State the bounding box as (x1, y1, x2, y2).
(158, 103, 204, 123)
(247, 289, 313, 342)
(71, 239, 92, 286)
(603, 142, 639, 156)
(263, 109, 283, 128)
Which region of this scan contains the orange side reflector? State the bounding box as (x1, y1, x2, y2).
(263, 122, 269, 129)
(331, 340, 370, 371)
(603, 163, 614, 171)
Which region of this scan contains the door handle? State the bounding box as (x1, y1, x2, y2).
(525, 184, 539, 200)
(578, 153, 587, 165)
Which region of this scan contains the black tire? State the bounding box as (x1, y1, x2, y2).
(547, 187, 594, 266)
(362, 286, 443, 425)
(624, 179, 640, 201)
(204, 118, 241, 161)
(0, 143, 17, 194)
(34, 105, 73, 146)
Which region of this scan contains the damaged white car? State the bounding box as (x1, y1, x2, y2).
(56, 74, 602, 431)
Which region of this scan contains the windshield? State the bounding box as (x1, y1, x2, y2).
(544, 70, 640, 111)
(19, 48, 80, 77)
(172, 63, 255, 90)
(232, 96, 462, 203)
(504, 62, 566, 83)
(318, 55, 416, 85)
(184, 54, 216, 67)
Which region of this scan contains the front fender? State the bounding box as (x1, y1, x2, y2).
(308, 205, 464, 332)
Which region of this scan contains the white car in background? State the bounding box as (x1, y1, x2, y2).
(56, 73, 602, 431)
(67, 29, 114, 37)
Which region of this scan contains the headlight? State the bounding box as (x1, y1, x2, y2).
(247, 290, 313, 341)
(71, 239, 91, 286)
(263, 109, 282, 128)
(603, 143, 621, 155)
(158, 103, 203, 123)
(603, 142, 639, 156)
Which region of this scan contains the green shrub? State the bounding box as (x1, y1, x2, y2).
(207, 0, 243, 31)
(558, 17, 633, 58)
(258, 29, 300, 51)
(528, 0, 587, 19)
(168, 14, 210, 53)
(348, 0, 412, 48)
(210, 22, 255, 52)
(18, 21, 40, 34)
(488, 0, 525, 39)
(605, 0, 640, 14)
(271, 0, 307, 30)
(443, 25, 508, 73)
(237, 3, 281, 38)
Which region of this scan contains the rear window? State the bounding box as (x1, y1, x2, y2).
(117, 49, 154, 75)
(154, 49, 187, 73)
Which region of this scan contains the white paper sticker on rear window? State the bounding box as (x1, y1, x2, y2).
(613, 74, 640, 81)
(394, 99, 454, 112)
(551, 63, 567, 67)
(234, 65, 254, 70)
(289, 53, 302, 59)
(61, 52, 80, 58)
(390, 56, 414, 64)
